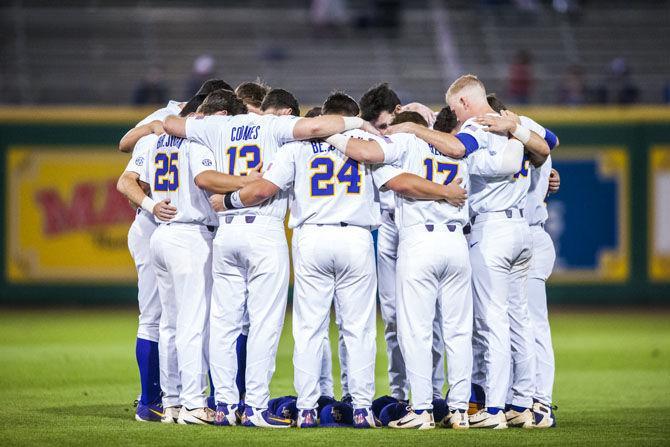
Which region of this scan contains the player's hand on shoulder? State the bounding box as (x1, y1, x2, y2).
(383, 121, 411, 136)
(400, 102, 437, 127)
(153, 198, 178, 221)
(443, 178, 468, 207)
(247, 162, 264, 180)
(149, 120, 164, 135)
(548, 168, 560, 194)
(474, 114, 515, 135)
(361, 121, 382, 137)
(209, 194, 226, 212)
(500, 109, 521, 124)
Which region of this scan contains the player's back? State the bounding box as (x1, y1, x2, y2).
(519, 115, 552, 226)
(386, 133, 469, 228)
(187, 113, 299, 220)
(281, 129, 383, 229)
(136, 100, 182, 127)
(144, 133, 217, 226)
(464, 117, 530, 215)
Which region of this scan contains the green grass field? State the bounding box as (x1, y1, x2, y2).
(1, 309, 669, 446)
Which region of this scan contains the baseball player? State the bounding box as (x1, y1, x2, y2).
(163, 89, 380, 428)
(332, 110, 473, 430)
(359, 84, 459, 404)
(485, 95, 561, 427)
(117, 90, 256, 425)
(444, 75, 550, 429)
(117, 80, 237, 422)
(210, 92, 467, 429)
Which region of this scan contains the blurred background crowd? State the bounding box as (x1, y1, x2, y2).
(1, 0, 668, 106)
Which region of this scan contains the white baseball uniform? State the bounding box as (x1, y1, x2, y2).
(379, 133, 472, 411)
(262, 129, 391, 411)
(185, 113, 299, 410)
(463, 117, 535, 410)
(128, 133, 218, 409)
(520, 116, 557, 406)
(129, 100, 181, 342)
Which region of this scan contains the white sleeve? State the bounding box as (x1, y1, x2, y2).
(372, 163, 405, 190)
(262, 146, 295, 190)
(185, 115, 225, 149)
(456, 121, 489, 157)
(188, 143, 217, 178)
(519, 116, 546, 138)
(380, 135, 405, 166)
(126, 135, 153, 176)
(468, 139, 524, 177)
(270, 115, 301, 145)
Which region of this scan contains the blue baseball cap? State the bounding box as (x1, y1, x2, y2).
(317, 395, 338, 418)
(268, 396, 297, 420)
(379, 403, 410, 426)
(319, 402, 353, 427)
(372, 395, 399, 418)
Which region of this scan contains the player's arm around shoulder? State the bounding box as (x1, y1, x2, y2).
(118, 120, 164, 153)
(385, 121, 466, 159)
(373, 163, 467, 207)
(325, 130, 388, 164)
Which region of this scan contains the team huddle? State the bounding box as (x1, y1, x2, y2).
(117, 74, 560, 430)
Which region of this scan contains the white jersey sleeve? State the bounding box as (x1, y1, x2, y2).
(372, 163, 404, 190)
(185, 115, 230, 151)
(135, 100, 182, 127)
(519, 115, 546, 138)
(188, 143, 217, 178)
(455, 117, 490, 157)
(265, 115, 300, 145)
(126, 134, 157, 179)
(263, 146, 296, 190)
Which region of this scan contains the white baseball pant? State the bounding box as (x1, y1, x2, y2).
(396, 224, 473, 411)
(377, 211, 446, 401)
(209, 215, 289, 410)
(128, 211, 160, 342)
(320, 333, 335, 398)
(150, 223, 214, 409)
(528, 224, 556, 405)
(292, 224, 377, 411)
(470, 212, 534, 409)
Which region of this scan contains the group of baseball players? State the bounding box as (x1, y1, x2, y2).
(117, 73, 560, 430)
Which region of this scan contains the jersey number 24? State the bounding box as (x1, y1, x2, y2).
(310, 157, 361, 196)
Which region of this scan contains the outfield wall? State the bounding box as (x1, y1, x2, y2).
(1, 106, 669, 305)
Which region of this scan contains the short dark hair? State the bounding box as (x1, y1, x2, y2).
(304, 106, 322, 118)
(359, 83, 401, 122)
(487, 93, 507, 113)
(391, 111, 428, 127)
(196, 79, 234, 96)
(260, 88, 300, 116)
(433, 106, 458, 133)
(180, 93, 207, 117)
(235, 81, 270, 109)
(198, 89, 248, 116)
(322, 91, 360, 117)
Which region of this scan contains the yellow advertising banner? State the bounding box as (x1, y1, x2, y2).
(6, 147, 137, 283)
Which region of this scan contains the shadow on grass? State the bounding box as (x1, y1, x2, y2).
(43, 403, 136, 422)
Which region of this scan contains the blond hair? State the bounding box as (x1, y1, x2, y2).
(446, 74, 486, 102)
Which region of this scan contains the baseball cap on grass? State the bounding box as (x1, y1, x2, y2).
(317, 395, 338, 418)
(372, 395, 400, 418)
(268, 396, 297, 420)
(379, 403, 410, 426)
(319, 402, 354, 427)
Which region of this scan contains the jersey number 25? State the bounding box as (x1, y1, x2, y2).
(154, 152, 179, 191)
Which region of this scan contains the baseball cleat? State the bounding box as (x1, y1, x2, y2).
(161, 405, 181, 424)
(177, 406, 216, 425)
(444, 409, 469, 429)
(214, 403, 238, 426)
(297, 409, 318, 428)
(469, 409, 508, 429)
(353, 407, 380, 429)
(240, 406, 292, 428)
(532, 401, 557, 428)
(389, 408, 435, 430)
(505, 407, 534, 428)
(135, 400, 164, 422)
